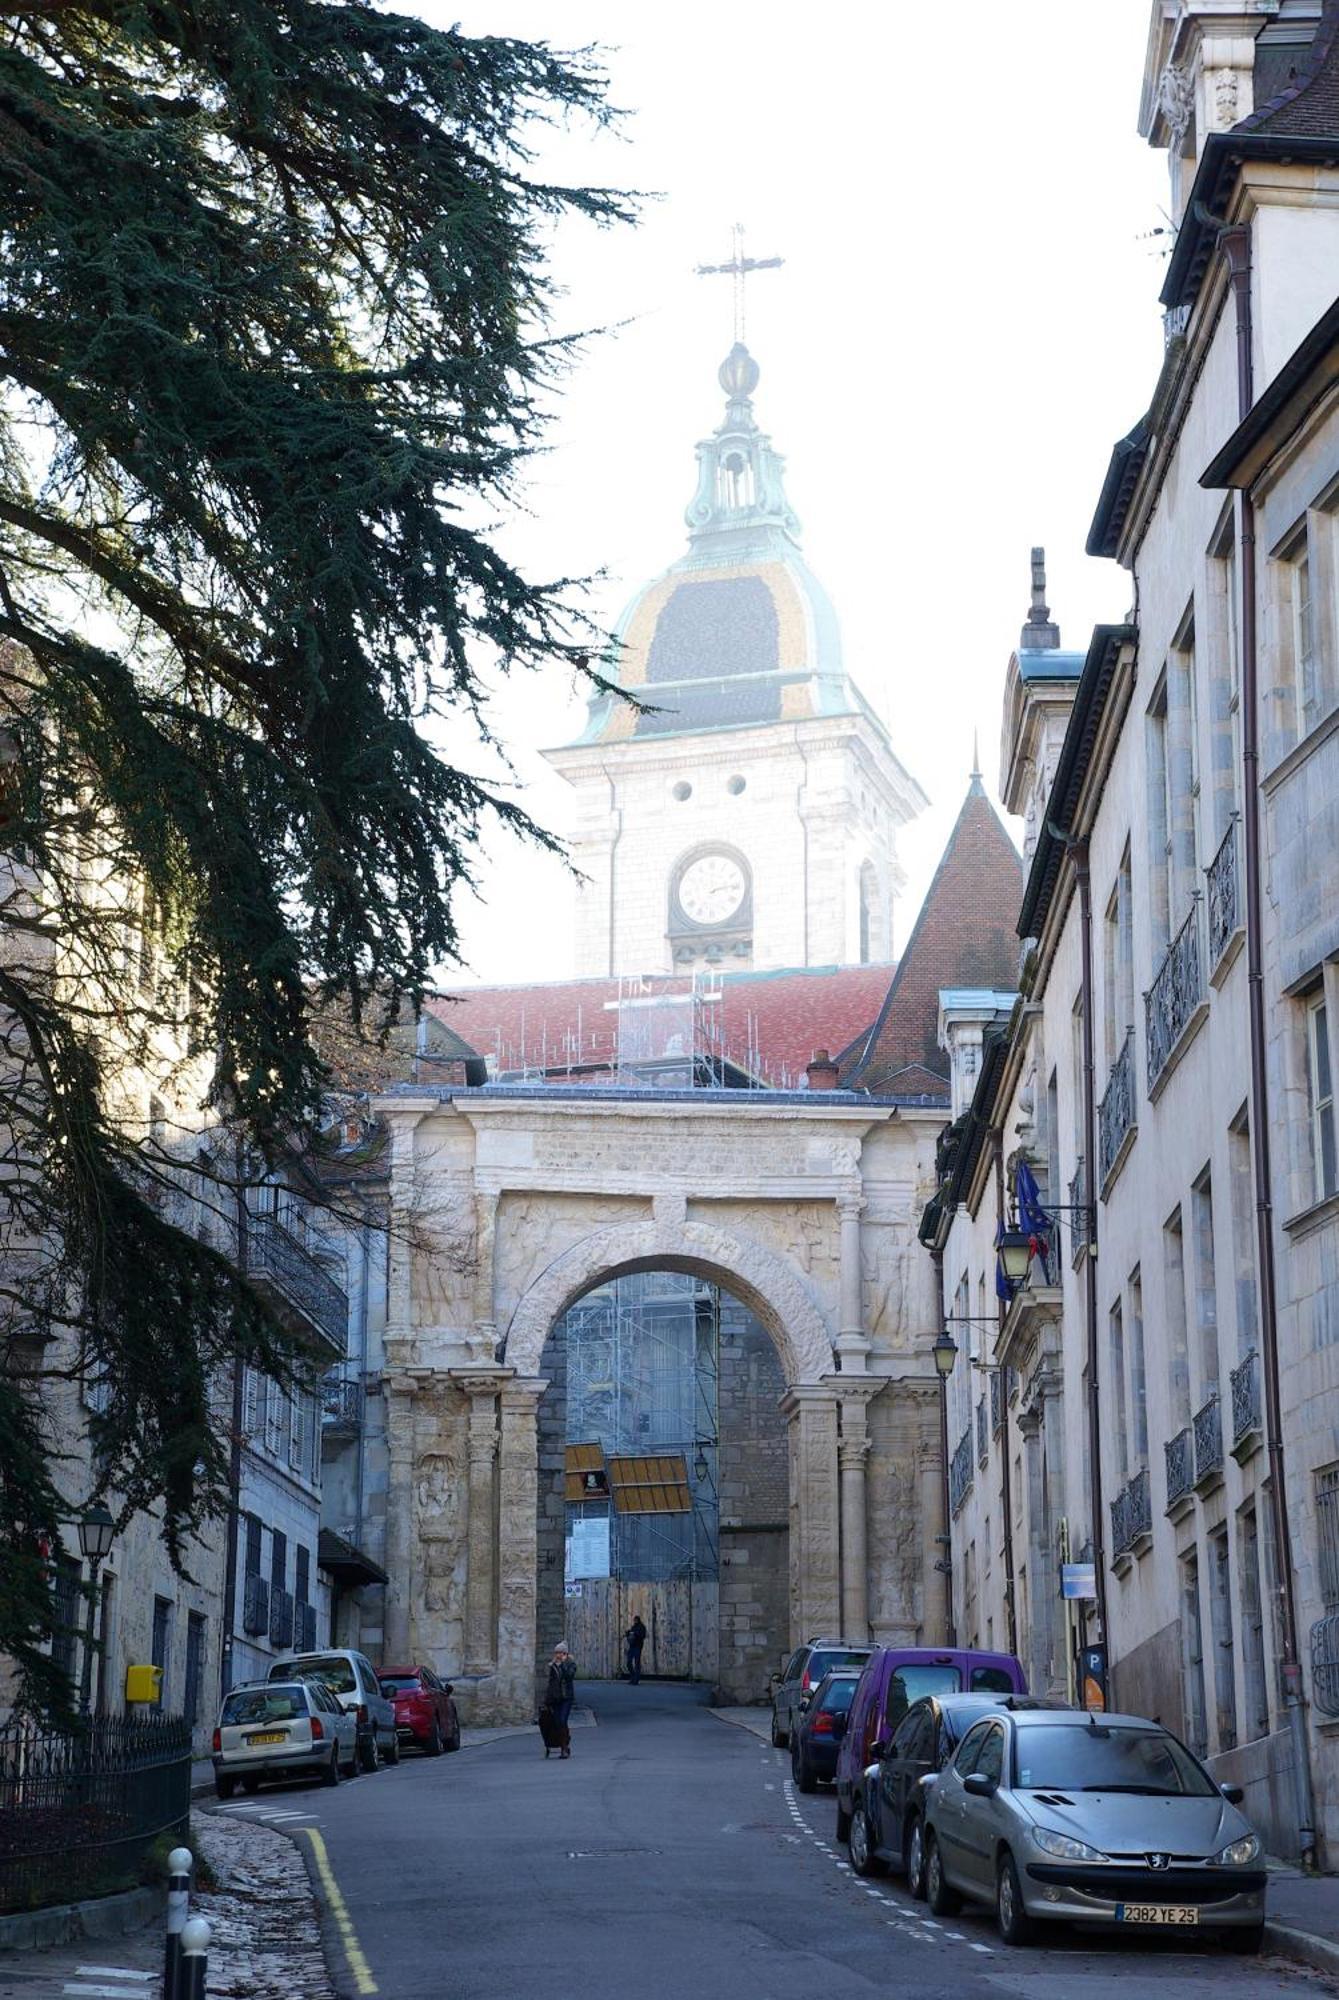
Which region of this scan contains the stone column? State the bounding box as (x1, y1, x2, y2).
(495, 1376, 548, 1719)
(1017, 1403, 1047, 1694)
(472, 1191, 499, 1359)
(834, 1378, 883, 1640)
(835, 1195, 870, 1370)
(382, 1374, 418, 1661)
(1037, 1361, 1067, 1694)
(452, 1369, 507, 1674)
(780, 1386, 841, 1641)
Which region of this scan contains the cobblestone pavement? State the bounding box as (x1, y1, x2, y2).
(0, 1808, 333, 2000)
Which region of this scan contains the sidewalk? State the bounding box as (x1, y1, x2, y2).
(710, 1705, 773, 1744)
(1262, 1861, 1339, 1978)
(187, 1713, 544, 1795)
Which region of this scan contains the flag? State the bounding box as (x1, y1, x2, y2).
(1015, 1157, 1053, 1281)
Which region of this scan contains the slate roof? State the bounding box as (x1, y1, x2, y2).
(426, 962, 895, 1093)
(1237, 1, 1339, 136)
(840, 778, 1024, 1095)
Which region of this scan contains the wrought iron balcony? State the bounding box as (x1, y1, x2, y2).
(247, 1211, 348, 1357)
(950, 1427, 974, 1515)
(1098, 1029, 1137, 1186)
(241, 1572, 270, 1638)
(1146, 901, 1203, 1089)
(269, 1585, 294, 1650)
(1110, 1466, 1152, 1559)
(976, 1395, 989, 1468)
(1230, 1348, 1262, 1451)
(1206, 816, 1241, 969)
(1165, 1426, 1193, 1510)
(1069, 1159, 1091, 1263)
(1193, 1391, 1224, 1487)
(321, 1374, 363, 1439)
(990, 1367, 1003, 1437)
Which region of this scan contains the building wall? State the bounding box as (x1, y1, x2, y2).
(717, 1303, 789, 1701)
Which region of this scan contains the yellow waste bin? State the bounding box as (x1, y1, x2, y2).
(125, 1663, 163, 1704)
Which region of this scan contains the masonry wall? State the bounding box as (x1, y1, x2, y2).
(717, 1301, 789, 1701)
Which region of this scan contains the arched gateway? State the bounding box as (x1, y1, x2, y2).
(372, 1085, 947, 1724)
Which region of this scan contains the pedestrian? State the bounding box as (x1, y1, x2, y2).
(546, 1643, 576, 1758)
(624, 1613, 647, 1685)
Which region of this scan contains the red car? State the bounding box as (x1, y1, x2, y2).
(378, 1665, 461, 1756)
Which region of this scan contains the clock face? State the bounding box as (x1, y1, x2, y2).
(677, 852, 747, 926)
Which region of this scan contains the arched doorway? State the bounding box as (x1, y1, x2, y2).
(534, 1268, 789, 1700)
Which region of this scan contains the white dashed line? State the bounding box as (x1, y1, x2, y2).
(969, 1942, 994, 1954)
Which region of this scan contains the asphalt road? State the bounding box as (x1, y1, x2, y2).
(220, 1682, 1335, 2000)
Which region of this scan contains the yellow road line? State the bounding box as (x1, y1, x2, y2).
(300, 1826, 379, 1995)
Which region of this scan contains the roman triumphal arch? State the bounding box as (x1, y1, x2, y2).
(371, 1083, 947, 1723)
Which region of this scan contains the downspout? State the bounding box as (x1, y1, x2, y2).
(993, 1134, 1019, 1659)
(1220, 222, 1316, 1867)
(933, 1244, 956, 1645)
(1073, 838, 1112, 1673)
(220, 1150, 248, 1698)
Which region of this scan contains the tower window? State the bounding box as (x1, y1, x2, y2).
(672, 781, 692, 802)
(726, 775, 746, 796)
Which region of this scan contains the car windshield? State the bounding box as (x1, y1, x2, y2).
(379, 1675, 422, 1694)
(222, 1687, 305, 1724)
(886, 1664, 960, 1726)
(817, 1679, 857, 1714)
(272, 1655, 356, 1694)
(810, 1649, 869, 1680)
(1014, 1723, 1217, 1796)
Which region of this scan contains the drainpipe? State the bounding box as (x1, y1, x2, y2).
(933, 1245, 956, 1645)
(1072, 837, 1112, 1675)
(1220, 222, 1316, 1867)
(993, 1135, 1019, 1659)
(219, 1151, 248, 1698)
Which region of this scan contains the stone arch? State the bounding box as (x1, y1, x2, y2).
(501, 1216, 834, 1387)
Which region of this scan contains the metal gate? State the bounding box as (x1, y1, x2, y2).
(562, 1578, 719, 1683)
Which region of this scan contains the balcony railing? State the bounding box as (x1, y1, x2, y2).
(1165, 1426, 1194, 1510)
(1206, 816, 1240, 969)
(1193, 1391, 1224, 1487)
(1146, 901, 1203, 1088)
(1069, 1159, 1091, 1263)
(976, 1396, 989, 1467)
(247, 1211, 348, 1355)
(950, 1427, 974, 1514)
(321, 1374, 363, 1439)
(1110, 1466, 1152, 1559)
(269, 1585, 294, 1650)
(1098, 1028, 1137, 1186)
(990, 1367, 1003, 1437)
(1230, 1349, 1262, 1449)
(241, 1572, 270, 1638)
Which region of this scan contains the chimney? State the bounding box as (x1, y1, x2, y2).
(806, 1048, 841, 1091)
(1019, 546, 1061, 651)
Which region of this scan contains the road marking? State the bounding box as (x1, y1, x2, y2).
(64, 1987, 150, 1998)
(969, 1942, 994, 1954)
(300, 1827, 378, 1996)
(74, 1974, 152, 1984)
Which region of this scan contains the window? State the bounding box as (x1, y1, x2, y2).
(152, 1595, 173, 1693)
(289, 1392, 305, 1472)
(1316, 1464, 1339, 1613)
(295, 1545, 310, 1608)
(244, 1513, 262, 1578)
(1229, 1109, 1259, 1356)
(1208, 1527, 1236, 1752)
(1128, 1270, 1148, 1464)
(1239, 1506, 1270, 1742)
(1109, 1300, 1128, 1481)
(184, 1611, 206, 1726)
(1045, 1069, 1060, 1208)
(1103, 846, 1134, 1071)
(265, 1377, 284, 1457)
(1294, 531, 1319, 733)
(1284, 508, 1338, 737)
(270, 1528, 287, 1596)
(1191, 1169, 1219, 1400)
(1181, 1553, 1208, 1757)
(970, 1664, 1016, 1694)
(1164, 1209, 1191, 1428)
(51, 1557, 81, 1683)
(885, 1664, 959, 1729)
(242, 1368, 261, 1439)
(1208, 514, 1241, 832)
(953, 1720, 992, 1776)
(974, 1724, 1005, 1788)
(1146, 676, 1173, 951)
(1305, 988, 1337, 1203)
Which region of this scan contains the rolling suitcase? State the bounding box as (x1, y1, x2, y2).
(537, 1703, 564, 1755)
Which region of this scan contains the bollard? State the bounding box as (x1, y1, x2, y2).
(180, 1915, 211, 2000)
(163, 1846, 193, 2000)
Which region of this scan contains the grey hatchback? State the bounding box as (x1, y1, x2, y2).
(770, 1639, 873, 1748)
(923, 1707, 1266, 1951)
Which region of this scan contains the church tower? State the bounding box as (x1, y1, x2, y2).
(544, 346, 926, 977)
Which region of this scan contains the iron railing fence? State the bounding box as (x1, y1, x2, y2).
(1231, 1349, 1261, 1447)
(1146, 901, 1203, 1088)
(1165, 1426, 1194, 1509)
(1110, 1466, 1152, 1559)
(320, 1375, 363, 1437)
(1206, 816, 1240, 968)
(976, 1396, 989, 1468)
(0, 1714, 190, 1914)
(990, 1368, 1003, 1438)
(1193, 1391, 1224, 1485)
(247, 1212, 348, 1355)
(1069, 1160, 1091, 1262)
(1098, 1029, 1137, 1186)
(950, 1428, 974, 1514)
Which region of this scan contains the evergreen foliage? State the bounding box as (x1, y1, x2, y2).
(0, 0, 628, 1713)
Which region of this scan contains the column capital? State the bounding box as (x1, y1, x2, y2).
(824, 1373, 886, 1412)
(779, 1382, 840, 1419)
(838, 1436, 872, 1471)
(499, 1375, 550, 1413)
(450, 1365, 514, 1400)
(836, 1193, 866, 1223)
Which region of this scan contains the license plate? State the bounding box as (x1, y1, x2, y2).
(246, 1731, 286, 1746)
(1117, 1904, 1199, 1926)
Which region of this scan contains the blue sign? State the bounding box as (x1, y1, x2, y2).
(1061, 1561, 1097, 1601)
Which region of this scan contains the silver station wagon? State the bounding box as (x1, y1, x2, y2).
(923, 1707, 1266, 1951)
(212, 1678, 358, 1798)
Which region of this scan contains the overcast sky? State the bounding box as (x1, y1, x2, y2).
(417, 0, 1170, 988)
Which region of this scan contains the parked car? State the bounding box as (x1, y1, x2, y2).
(213, 1678, 358, 1798)
(379, 1665, 461, 1756)
(835, 1645, 1027, 1836)
(844, 1690, 1046, 1892)
(770, 1638, 873, 1747)
(269, 1648, 399, 1772)
(790, 1669, 860, 1793)
(922, 1706, 1266, 1951)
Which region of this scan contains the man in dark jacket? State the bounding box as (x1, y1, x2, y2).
(546, 1644, 576, 1758)
(625, 1614, 647, 1685)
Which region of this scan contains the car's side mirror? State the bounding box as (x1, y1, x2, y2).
(832, 1716, 847, 1738)
(963, 1771, 997, 1798)
(444, 1683, 454, 1696)
(797, 1694, 812, 1713)
(1220, 1782, 1245, 1805)
(869, 1739, 889, 1761)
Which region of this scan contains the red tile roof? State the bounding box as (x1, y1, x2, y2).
(426, 961, 896, 1092)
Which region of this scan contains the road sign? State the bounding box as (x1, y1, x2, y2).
(1061, 1561, 1097, 1601)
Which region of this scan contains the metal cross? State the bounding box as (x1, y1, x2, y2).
(694, 223, 783, 345)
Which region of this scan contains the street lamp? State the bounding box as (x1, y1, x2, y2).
(996, 1226, 1034, 1291)
(932, 1328, 959, 1380)
(77, 1503, 114, 1717)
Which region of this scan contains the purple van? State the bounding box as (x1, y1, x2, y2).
(834, 1647, 1027, 1834)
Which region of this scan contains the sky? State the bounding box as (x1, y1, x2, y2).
(417, 0, 1171, 987)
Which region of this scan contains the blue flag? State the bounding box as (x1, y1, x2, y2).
(1015, 1157, 1053, 1280)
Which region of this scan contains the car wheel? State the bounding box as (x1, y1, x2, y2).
(835, 1801, 851, 1842)
(322, 1748, 341, 1788)
(792, 1744, 817, 1794)
(343, 1746, 359, 1777)
(214, 1775, 236, 1801)
(995, 1851, 1033, 1946)
(849, 1803, 886, 1878)
(904, 1816, 927, 1899)
(426, 1721, 444, 1757)
(384, 1730, 401, 1766)
(359, 1730, 380, 1773)
(447, 1716, 461, 1753)
(926, 1834, 962, 1917)
(241, 1775, 260, 1795)
(1222, 1925, 1265, 1956)
(771, 1710, 786, 1749)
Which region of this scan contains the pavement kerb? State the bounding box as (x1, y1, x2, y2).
(1262, 1917, 1339, 1980)
(0, 1881, 164, 1953)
